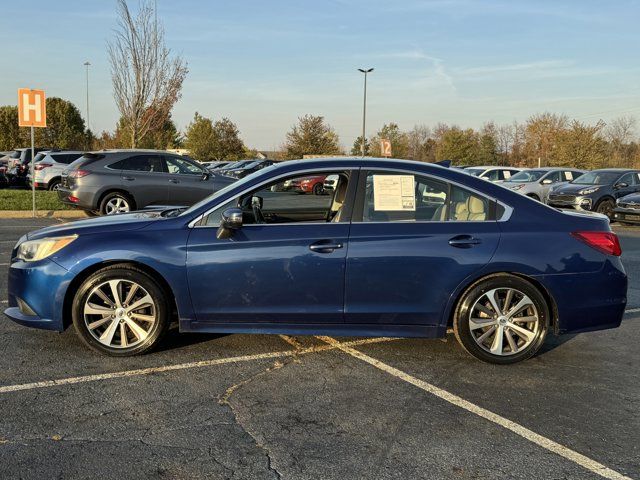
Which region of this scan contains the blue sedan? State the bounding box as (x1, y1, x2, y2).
(4, 158, 627, 363)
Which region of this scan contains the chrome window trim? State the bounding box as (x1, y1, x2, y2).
(187, 165, 513, 228)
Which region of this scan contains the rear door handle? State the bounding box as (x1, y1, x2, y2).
(309, 242, 343, 253)
(449, 235, 481, 248)
(123, 176, 135, 181)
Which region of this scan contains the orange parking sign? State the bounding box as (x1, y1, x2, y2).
(380, 138, 392, 157)
(18, 88, 47, 127)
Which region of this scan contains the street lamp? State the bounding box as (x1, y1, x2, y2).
(358, 67, 374, 157)
(83, 61, 91, 131)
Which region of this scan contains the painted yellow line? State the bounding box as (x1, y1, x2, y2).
(317, 336, 633, 480)
(0, 337, 398, 395)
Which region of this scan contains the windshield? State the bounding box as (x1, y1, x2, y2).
(465, 168, 486, 177)
(9, 151, 20, 159)
(221, 160, 252, 170)
(506, 170, 547, 183)
(239, 161, 260, 169)
(572, 171, 621, 185)
(179, 167, 269, 217)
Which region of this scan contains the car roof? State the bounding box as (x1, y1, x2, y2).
(591, 168, 637, 173)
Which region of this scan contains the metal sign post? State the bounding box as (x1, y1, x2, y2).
(18, 88, 47, 218)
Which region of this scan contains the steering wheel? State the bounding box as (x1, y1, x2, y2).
(252, 197, 265, 224)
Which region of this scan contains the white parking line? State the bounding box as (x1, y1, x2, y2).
(0, 337, 398, 395)
(317, 336, 632, 480)
(625, 307, 640, 314)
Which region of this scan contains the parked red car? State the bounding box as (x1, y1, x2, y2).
(283, 174, 327, 195)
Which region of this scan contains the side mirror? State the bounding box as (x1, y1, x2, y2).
(615, 182, 628, 190)
(216, 207, 243, 239)
(201, 171, 211, 181)
(541, 178, 553, 185)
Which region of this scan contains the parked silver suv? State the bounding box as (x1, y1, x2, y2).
(502, 168, 585, 202)
(30, 150, 84, 190)
(58, 150, 236, 215)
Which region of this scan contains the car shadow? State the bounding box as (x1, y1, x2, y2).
(537, 333, 578, 355)
(155, 327, 229, 352)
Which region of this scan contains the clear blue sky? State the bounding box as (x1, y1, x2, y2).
(2, 0, 639, 149)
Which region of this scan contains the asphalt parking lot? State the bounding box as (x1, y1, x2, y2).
(0, 218, 638, 480)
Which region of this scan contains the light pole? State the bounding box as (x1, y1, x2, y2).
(358, 68, 373, 157)
(83, 61, 91, 131)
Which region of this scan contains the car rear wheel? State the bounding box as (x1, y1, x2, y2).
(596, 198, 615, 221)
(101, 192, 134, 215)
(72, 265, 170, 356)
(48, 179, 61, 191)
(453, 275, 549, 364)
(312, 183, 323, 195)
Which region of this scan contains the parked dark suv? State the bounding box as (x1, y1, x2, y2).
(58, 150, 236, 215)
(547, 168, 640, 220)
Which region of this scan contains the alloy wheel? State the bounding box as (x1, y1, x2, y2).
(105, 196, 130, 214)
(468, 288, 540, 356)
(83, 279, 157, 349)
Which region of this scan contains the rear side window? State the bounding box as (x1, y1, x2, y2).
(109, 155, 165, 172)
(52, 153, 83, 164)
(362, 171, 494, 222)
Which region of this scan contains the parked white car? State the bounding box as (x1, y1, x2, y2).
(464, 166, 522, 182)
(31, 150, 84, 191)
(502, 168, 585, 202)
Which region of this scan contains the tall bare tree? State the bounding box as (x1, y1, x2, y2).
(108, 0, 188, 148)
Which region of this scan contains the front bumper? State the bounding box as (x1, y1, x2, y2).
(613, 208, 640, 224)
(4, 258, 72, 332)
(548, 195, 593, 211)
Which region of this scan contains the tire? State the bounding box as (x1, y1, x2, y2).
(48, 179, 61, 191)
(72, 265, 171, 356)
(100, 192, 134, 215)
(312, 183, 323, 195)
(596, 198, 615, 221)
(453, 274, 549, 364)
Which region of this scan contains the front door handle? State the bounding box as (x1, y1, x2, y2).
(449, 235, 481, 248)
(123, 176, 135, 181)
(169, 178, 180, 184)
(309, 242, 343, 253)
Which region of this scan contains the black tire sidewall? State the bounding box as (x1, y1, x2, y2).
(453, 275, 549, 364)
(596, 198, 615, 219)
(48, 179, 60, 191)
(100, 192, 133, 215)
(72, 266, 169, 356)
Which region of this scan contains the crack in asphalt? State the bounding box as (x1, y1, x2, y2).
(217, 336, 307, 479)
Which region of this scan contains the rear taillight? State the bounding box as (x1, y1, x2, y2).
(34, 163, 52, 171)
(69, 169, 91, 178)
(571, 231, 622, 256)
(68, 196, 79, 203)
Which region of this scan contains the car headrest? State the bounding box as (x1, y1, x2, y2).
(467, 196, 485, 214)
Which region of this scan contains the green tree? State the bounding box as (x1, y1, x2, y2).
(477, 122, 499, 165)
(284, 115, 342, 159)
(32, 97, 87, 149)
(184, 112, 216, 161)
(369, 123, 409, 158)
(138, 116, 182, 150)
(407, 125, 436, 162)
(350, 136, 370, 156)
(0, 106, 27, 150)
(435, 127, 480, 164)
(211, 117, 245, 160)
(554, 120, 608, 170)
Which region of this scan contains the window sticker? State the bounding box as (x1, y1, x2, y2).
(373, 175, 416, 211)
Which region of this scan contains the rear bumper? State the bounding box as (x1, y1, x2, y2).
(57, 186, 97, 210)
(534, 259, 627, 334)
(4, 258, 72, 332)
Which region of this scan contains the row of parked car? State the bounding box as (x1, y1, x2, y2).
(453, 164, 640, 224)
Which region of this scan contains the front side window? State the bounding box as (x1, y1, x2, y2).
(362, 171, 492, 222)
(203, 170, 351, 226)
(166, 156, 203, 175)
(544, 171, 562, 183)
(618, 173, 638, 186)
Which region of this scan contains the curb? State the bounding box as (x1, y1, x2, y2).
(0, 210, 87, 219)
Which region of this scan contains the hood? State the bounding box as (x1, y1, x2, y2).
(617, 193, 640, 203)
(27, 211, 163, 240)
(552, 183, 603, 195)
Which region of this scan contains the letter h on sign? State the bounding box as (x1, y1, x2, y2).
(18, 89, 47, 128)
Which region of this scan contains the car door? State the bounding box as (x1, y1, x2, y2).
(115, 154, 169, 207)
(344, 169, 501, 326)
(613, 172, 640, 199)
(186, 169, 357, 324)
(165, 155, 213, 204)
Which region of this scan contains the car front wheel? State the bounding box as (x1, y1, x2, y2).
(72, 265, 170, 356)
(596, 198, 615, 221)
(453, 275, 549, 364)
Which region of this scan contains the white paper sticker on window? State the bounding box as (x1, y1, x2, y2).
(373, 175, 416, 211)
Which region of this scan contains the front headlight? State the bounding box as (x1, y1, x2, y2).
(15, 235, 77, 262)
(579, 187, 600, 195)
